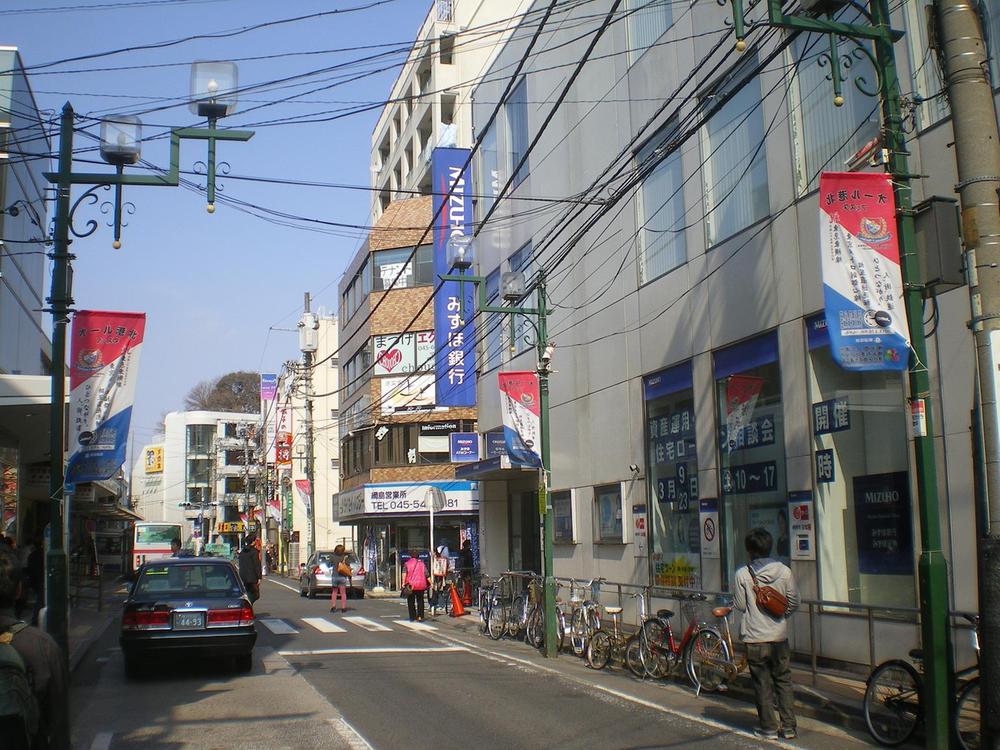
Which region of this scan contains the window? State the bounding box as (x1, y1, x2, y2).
(625, 0, 672, 63)
(636, 121, 687, 283)
(342, 261, 372, 322)
(701, 56, 769, 245)
(344, 344, 373, 398)
(187, 424, 214, 454)
(372, 246, 433, 291)
(789, 24, 881, 194)
(188, 458, 212, 484)
(986, 2, 1000, 85)
(644, 362, 700, 588)
(805, 314, 915, 607)
(508, 243, 535, 355)
(552, 490, 575, 543)
(903, 0, 951, 128)
(475, 121, 500, 221)
(506, 78, 529, 186)
(482, 269, 503, 370)
(439, 33, 455, 64)
(223, 451, 247, 467)
(594, 484, 624, 543)
(714, 332, 788, 586)
(224, 477, 245, 493)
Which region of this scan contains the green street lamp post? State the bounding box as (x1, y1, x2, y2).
(443, 237, 558, 658)
(42, 61, 253, 661)
(724, 0, 952, 744)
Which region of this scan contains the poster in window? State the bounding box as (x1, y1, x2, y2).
(853, 471, 914, 575)
(415, 331, 435, 372)
(374, 333, 416, 375)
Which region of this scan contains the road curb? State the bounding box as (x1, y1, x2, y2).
(69, 613, 114, 673)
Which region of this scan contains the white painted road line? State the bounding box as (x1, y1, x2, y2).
(259, 618, 299, 634)
(90, 732, 114, 750)
(279, 645, 469, 657)
(302, 617, 347, 633)
(263, 577, 300, 593)
(394, 619, 437, 631)
(342, 616, 391, 632)
(328, 717, 375, 750)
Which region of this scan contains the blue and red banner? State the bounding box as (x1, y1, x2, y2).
(498, 371, 542, 468)
(65, 310, 146, 484)
(819, 172, 909, 371)
(432, 147, 477, 406)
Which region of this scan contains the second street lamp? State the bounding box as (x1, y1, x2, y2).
(441, 241, 558, 658)
(42, 61, 254, 663)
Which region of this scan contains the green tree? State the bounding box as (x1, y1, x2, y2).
(183, 370, 260, 413)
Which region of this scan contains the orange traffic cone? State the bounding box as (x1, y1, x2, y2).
(449, 583, 466, 617)
(461, 578, 473, 606)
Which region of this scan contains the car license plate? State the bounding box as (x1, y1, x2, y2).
(173, 612, 205, 630)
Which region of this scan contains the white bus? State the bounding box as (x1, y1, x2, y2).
(130, 521, 183, 574)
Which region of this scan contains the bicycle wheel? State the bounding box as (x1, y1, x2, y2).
(526, 605, 545, 649)
(478, 597, 490, 634)
(954, 677, 980, 750)
(685, 628, 731, 694)
(863, 659, 922, 747)
(625, 634, 645, 677)
(570, 607, 589, 656)
(555, 611, 567, 653)
(586, 629, 612, 670)
(638, 620, 670, 679)
(509, 595, 526, 637)
(487, 601, 507, 640)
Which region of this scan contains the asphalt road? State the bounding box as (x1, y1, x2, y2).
(69, 576, 877, 750)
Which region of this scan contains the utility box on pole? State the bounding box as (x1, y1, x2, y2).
(913, 196, 964, 297)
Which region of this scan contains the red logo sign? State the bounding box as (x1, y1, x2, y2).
(379, 348, 403, 372)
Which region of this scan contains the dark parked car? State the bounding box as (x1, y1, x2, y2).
(299, 550, 365, 599)
(120, 557, 257, 677)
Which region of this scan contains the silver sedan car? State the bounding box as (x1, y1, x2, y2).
(299, 550, 365, 599)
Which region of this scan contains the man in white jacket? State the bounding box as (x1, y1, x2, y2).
(733, 527, 800, 740)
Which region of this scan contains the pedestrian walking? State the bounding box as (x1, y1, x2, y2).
(401, 549, 429, 622)
(428, 546, 449, 616)
(330, 544, 350, 614)
(169, 538, 182, 557)
(0, 547, 70, 750)
(733, 527, 800, 740)
(237, 534, 262, 603)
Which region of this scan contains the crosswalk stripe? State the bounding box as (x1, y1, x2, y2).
(259, 618, 299, 634)
(342, 616, 391, 632)
(303, 617, 347, 633)
(394, 619, 437, 631)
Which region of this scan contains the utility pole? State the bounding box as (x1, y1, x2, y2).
(299, 293, 319, 559)
(934, 1, 1000, 745)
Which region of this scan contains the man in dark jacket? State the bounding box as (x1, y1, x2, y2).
(0, 547, 69, 749)
(237, 535, 261, 602)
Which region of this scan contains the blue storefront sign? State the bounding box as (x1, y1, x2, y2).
(485, 431, 507, 458)
(450, 432, 480, 463)
(432, 147, 477, 407)
(853, 471, 914, 575)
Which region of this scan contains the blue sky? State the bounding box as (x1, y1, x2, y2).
(4, 0, 429, 451)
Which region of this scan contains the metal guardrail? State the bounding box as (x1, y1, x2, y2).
(486, 573, 979, 686)
(69, 558, 103, 612)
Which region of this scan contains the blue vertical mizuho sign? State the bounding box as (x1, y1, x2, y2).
(432, 147, 477, 406)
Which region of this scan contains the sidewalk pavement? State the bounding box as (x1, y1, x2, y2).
(67, 577, 128, 672)
(357, 581, 871, 735)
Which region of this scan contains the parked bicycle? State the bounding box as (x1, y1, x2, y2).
(682, 597, 751, 694)
(863, 614, 980, 749)
(585, 592, 645, 676)
(569, 577, 605, 656)
(634, 592, 722, 692)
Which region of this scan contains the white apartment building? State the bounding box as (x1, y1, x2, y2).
(369, 0, 533, 223)
(131, 410, 262, 551)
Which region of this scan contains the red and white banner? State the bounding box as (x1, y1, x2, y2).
(725, 374, 764, 453)
(65, 310, 145, 484)
(819, 172, 909, 370)
(295, 478, 312, 515)
(498, 371, 542, 468)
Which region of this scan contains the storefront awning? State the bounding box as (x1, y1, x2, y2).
(454, 454, 538, 481)
(332, 479, 479, 523)
(0, 375, 68, 466)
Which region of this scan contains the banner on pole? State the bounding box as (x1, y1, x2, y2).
(819, 172, 909, 370)
(498, 371, 542, 468)
(432, 147, 477, 406)
(65, 310, 146, 484)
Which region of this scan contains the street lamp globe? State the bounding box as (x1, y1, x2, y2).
(501, 270, 526, 302)
(189, 61, 239, 119)
(446, 234, 474, 270)
(99, 115, 142, 166)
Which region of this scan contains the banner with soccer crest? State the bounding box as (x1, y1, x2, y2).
(819, 172, 909, 371)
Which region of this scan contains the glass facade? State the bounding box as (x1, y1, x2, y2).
(644, 362, 701, 588)
(714, 332, 788, 585)
(636, 120, 687, 283)
(552, 490, 574, 543)
(625, 0, 673, 63)
(805, 315, 915, 607)
(594, 484, 624, 543)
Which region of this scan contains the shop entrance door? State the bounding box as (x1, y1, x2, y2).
(509, 491, 541, 573)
